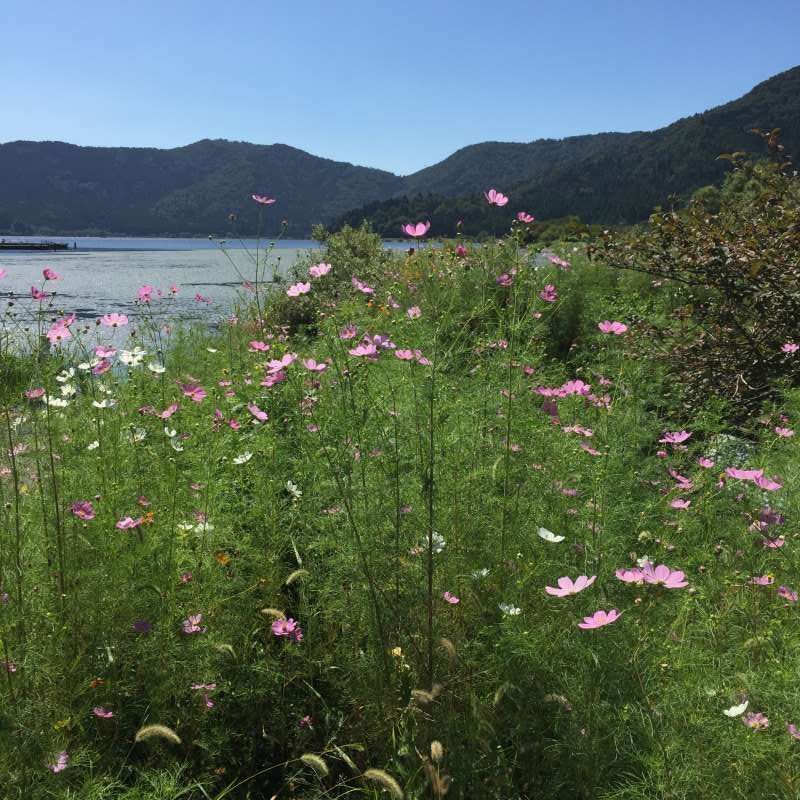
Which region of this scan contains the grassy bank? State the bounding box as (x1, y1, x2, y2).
(2, 187, 800, 799)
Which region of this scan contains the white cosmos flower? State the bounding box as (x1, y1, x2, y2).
(148, 362, 166, 374)
(164, 427, 177, 438)
(60, 384, 77, 397)
(432, 532, 446, 554)
(55, 368, 75, 383)
(286, 480, 302, 500)
(120, 347, 147, 367)
(46, 396, 70, 408)
(206, 348, 218, 353)
(472, 568, 490, 579)
(233, 451, 253, 465)
(537, 527, 565, 543)
(92, 399, 117, 409)
(170, 440, 184, 452)
(87, 440, 100, 450)
(723, 700, 749, 718)
(130, 428, 147, 443)
(499, 603, 522, 616)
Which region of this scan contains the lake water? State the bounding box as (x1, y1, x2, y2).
(0, 237, 409, 329)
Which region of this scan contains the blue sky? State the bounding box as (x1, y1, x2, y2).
(3, 0, 799, 175)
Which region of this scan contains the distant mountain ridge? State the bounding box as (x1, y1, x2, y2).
(2, 65, 799, 237)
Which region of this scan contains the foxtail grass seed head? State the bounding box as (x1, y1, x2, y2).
(362, 768, 404, 799)
(284, 568, 309, 586)
(134, 724, 181, 745)
(300, 753, 329, 776)
(430, 740, 444, 762)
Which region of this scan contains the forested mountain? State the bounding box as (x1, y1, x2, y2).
(2, 66, 799, 237)
(336, 65, 800, 236)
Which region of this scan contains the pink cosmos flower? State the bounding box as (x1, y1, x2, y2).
(92, 359, 112, 376)
(351, 277, 375, 295)
(670, 498, 691, 509)
(46, 324, 72, 344)
(247, 403, 269, 422)
(788, 723, 800, 740)
(30, 286, 50, 300)
(349, 341, 379, 359)
(271, 617, 303, 642)
(443, 591, 460, 604)
(286, 282, 311, 297)
(660, 430, 692, 444)
(302, 358, 327, 372)
(484, 188, 509, 206)
(742, 712, 769, 730)
(70, 500, 96, 521)
(395, 349, 415, 361)
(46, 751, 69, 773)
(116, 516, 142, 530)
(598, 321, 628, 335)
(775, 427, 795, 437)
(762, 536, 786, 549)
(781, 342, 799, 353)
(249, 340, 270, 352)
(402, 221, 431, 238)
(749, 575, 774, 586)
(299, 714, 313, 727)
(267, 352, 297, 373)
(539, 284, 558, 302)
(754, 474, 782, 492)
(549, 255, 570, 269)
(697, 457, 715, 468)
(160, 404, 178, 419)
(191, 682, 217, 691)
(308, 262, 332, 278)
(580, 442, 601, 456)
(778, 585, 798, 603)
(100, 313, 129, 328)
(182, 613, 206, 634)
(578, 609, 620, 629)
(339, 324, 358, 340)
(545, 575, 596, 597)
(615, 568, 645, 584)
(137, 285, 155, 303)
(455, 244, 467, 257)
(496, 273, 513, 287)
(92, 706, 114, 718)
(95, 345, 117, 358)
(43, 267, 61, 281)
(261, 371, 286, 388)
(407, 306, 422, 319)
(0, 269, 6, 279)
(180, 383, 207, 402)
(517, 212, 535, 223)
(252, 194, 276, 205)
(180, 571, 193, 584)
(725, 467, 763, 481)
(641, 563, 688, 588)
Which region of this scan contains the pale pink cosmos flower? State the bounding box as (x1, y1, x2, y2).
(781, 342, 799, 353)
(443, 591, 460, 604)
(25, 387, 45, 400)
(762, 536, 786, 549)
(249, 340, 270, 352)
(597, 321, 627, 335)
(46, 751, 69, 773)
(100, 313, 129, 328)
(43, 267, 61, 280)
(92, 706, 114, 718)
(748, 575, 774, 586)
(302, 358, 327, 372)
(549, 254, 571, 269)
(407, 306, 422, 319)
(248, 403, 269, 422)
(788, 723, 800, 740)
(182, 613, 206, 634)
(725, 467, 763, 481)
(46, 324, 72, 344)
(545, 575, 596, 597)
(697, 457, 715, 468)
(641, 563, 688, 588)
(30, 286, 49, 300)
(484, 188, 509, 206)
(339, 324, 358, 340)
(754, 474, 782, 492)
(778, 585, 798, 603)
(517, 211, 535, 223)
(286, 282, 311, 297)
(578, 609, 620, 629)
(775, 427, 795, 437)
(160, 404, 178, 419)
(308, 262, 332, 278)
(95, 345, 117, 358)
(660, 430, 691, 444)
(116, 516, 142, 530)
(395, 349, 415, 361)
(351, 277, 375, 294)
(71, 500, 96, 521)
(539, 284, 558, 302)
(252, 194, 276, 205)
(137, 285, 155, 303)
(496, 273, 514, 287)
(180, 383, 207, 402)
(349, 341, 379, 359)
(267, 352, 297, 373)
(742, 712, 769, 730)
(0, 268, 6, 279)
(580, 442, 602, 456)
(191, 682, 217, 691)
(402, 221, 431, 238)
(670, 498, 691, 509)
(180, 571, 193, 583)
(271, 617, 303, 642)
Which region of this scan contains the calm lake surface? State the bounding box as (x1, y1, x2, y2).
(0, 237, 409, 326)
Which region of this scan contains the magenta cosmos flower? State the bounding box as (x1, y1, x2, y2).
(402, 221, 431, 238)
(251, 194, 276, 205)
(286, 282, 311, 297)
(70, 500, 96, 521)
(351, 276, 375, 295)
(660, 430, 692, 444)
(247, 403, 269, 422)
(539, 284, 558, 303)
(545, 574, 596, 597)
(0, 269, 7, 279)
(43, 267, 61, 281)
(484, 188, 509, 206)
(778, 585, 798, 603)
(308, 262, 332, 278)
(271, 617, 303, 642)
(100, 313, 129, 328)
(46, 751, 69, 773)
(578, 609, 620, 629)
(598, 320, 628, 335)
(517, 212, 535, 223)
(781, 342, 799, 354)
(92, 706, 114, 718)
